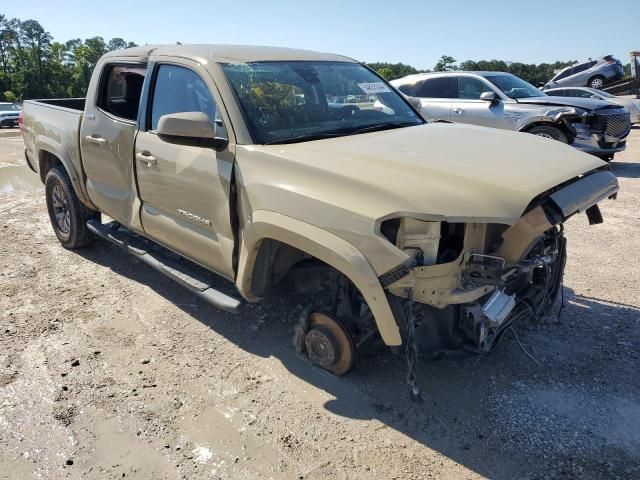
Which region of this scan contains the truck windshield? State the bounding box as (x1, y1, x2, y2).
(483, 74, 546, 100)
(0, 104, 20, 111)
(221, 61, 423, 144)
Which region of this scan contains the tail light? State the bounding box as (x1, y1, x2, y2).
(18, 110, 22, 128)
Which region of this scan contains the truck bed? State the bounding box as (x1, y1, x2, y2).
(34, 98, 86, 111)
(21, 98, 86, 183)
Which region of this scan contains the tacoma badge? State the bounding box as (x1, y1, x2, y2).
(177, 209, 211, 226)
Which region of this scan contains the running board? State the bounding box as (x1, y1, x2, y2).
(87, 219, 241, 313)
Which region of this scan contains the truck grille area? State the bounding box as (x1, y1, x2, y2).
(601, 111, 631, 138)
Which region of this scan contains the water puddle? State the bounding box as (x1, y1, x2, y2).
(179, 404, 294, 478)
(0, 165, 41, 193)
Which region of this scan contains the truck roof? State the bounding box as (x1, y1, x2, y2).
(103, 44, 358, 64)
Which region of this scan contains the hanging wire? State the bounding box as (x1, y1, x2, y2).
(404, 291, 422, 402)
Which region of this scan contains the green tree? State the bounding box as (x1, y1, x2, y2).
(458, 58, 576, 85)
(3, 90, 16, 101)
(366, 62, 425, 80)
(0, 13, 137, 100)
(433, 55, 457, 72)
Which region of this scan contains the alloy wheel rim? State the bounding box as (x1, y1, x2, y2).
(536, 133, 554, 140)
(51, 182, 71, 234)
(591, 78, 604, 89)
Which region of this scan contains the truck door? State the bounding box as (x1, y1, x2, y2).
(80, 63, 147, 225)
(450, 76, 507, 129)
(134, 62, 236, 280)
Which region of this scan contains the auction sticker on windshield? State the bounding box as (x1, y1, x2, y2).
(357, 82, 392, 94)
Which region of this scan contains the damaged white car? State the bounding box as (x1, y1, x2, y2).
(391, 71, 631, 161)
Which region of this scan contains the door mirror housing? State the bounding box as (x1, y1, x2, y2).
(480, 91, 499, 104)
(157, 111, 228, 151)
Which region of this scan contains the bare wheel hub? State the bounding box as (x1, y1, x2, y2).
(304, 312, 355, 376)
(305, 327, 338, 367)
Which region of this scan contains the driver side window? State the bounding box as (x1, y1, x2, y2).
(150, 65, 218, 132)
(457, 77, 493, 100)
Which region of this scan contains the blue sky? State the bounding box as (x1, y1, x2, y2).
(4, 0, 638, 69)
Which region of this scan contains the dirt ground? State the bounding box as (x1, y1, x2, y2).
(1, 126, 639, 479)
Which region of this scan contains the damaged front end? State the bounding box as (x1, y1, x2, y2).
(522, 105, 631, 157)
(381, 169, 618, 357)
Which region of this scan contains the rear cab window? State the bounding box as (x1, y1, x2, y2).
(97, 64, 147, 122)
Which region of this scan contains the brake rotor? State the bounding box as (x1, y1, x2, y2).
(304, 311, 355, 376)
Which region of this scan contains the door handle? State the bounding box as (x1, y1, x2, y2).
(453, 108, 464, 114)
(85, 135, 108, 146)
(136, 152, 157, 166)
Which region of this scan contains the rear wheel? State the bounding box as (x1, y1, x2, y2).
(588, 75, 605, 89)
(527, 125, 568, 143)
(45, 166, 99, 249)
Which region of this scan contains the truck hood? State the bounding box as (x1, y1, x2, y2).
(516, 96, 616, 111)
(239, 122, 605, 226)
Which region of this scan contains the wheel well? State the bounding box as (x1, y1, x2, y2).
(38, 150, 63, 183)
(522, 121, 572, 139)
(250, 238, 330, 297)
(250, 237, 381, 351)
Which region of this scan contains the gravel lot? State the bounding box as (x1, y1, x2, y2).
(1, 126, 639, 479)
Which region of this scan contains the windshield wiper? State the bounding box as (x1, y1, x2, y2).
(263, 131, 347, 145)
(263, 122, 418, 145)
(347, 121, 418, 135)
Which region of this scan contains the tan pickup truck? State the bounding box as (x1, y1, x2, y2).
(21, 45, 618, 388)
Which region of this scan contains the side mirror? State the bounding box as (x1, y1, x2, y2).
(480, 91, 499, 104)
(157, 111, 228, 151)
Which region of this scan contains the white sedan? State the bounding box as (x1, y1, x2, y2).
(544, 87, 640, 124)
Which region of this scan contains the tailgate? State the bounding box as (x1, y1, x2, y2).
(22, 99, 84, 180)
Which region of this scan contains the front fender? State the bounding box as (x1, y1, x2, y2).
(236, 210, 402, 346)
(516, 107, 589, 132)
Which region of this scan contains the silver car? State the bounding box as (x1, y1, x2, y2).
(0, 102, 21, 128)
(544, 87, 640, 124)
(390, 71, 631, 161)
(543, 56, 625, 90)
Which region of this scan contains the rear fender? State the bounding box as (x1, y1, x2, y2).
(35, 136, 96, 209)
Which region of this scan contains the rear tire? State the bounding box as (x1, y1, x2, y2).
(588, 75, 605, 89)
(45, 166, 99, 249)
(527, 125, 568, 144)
